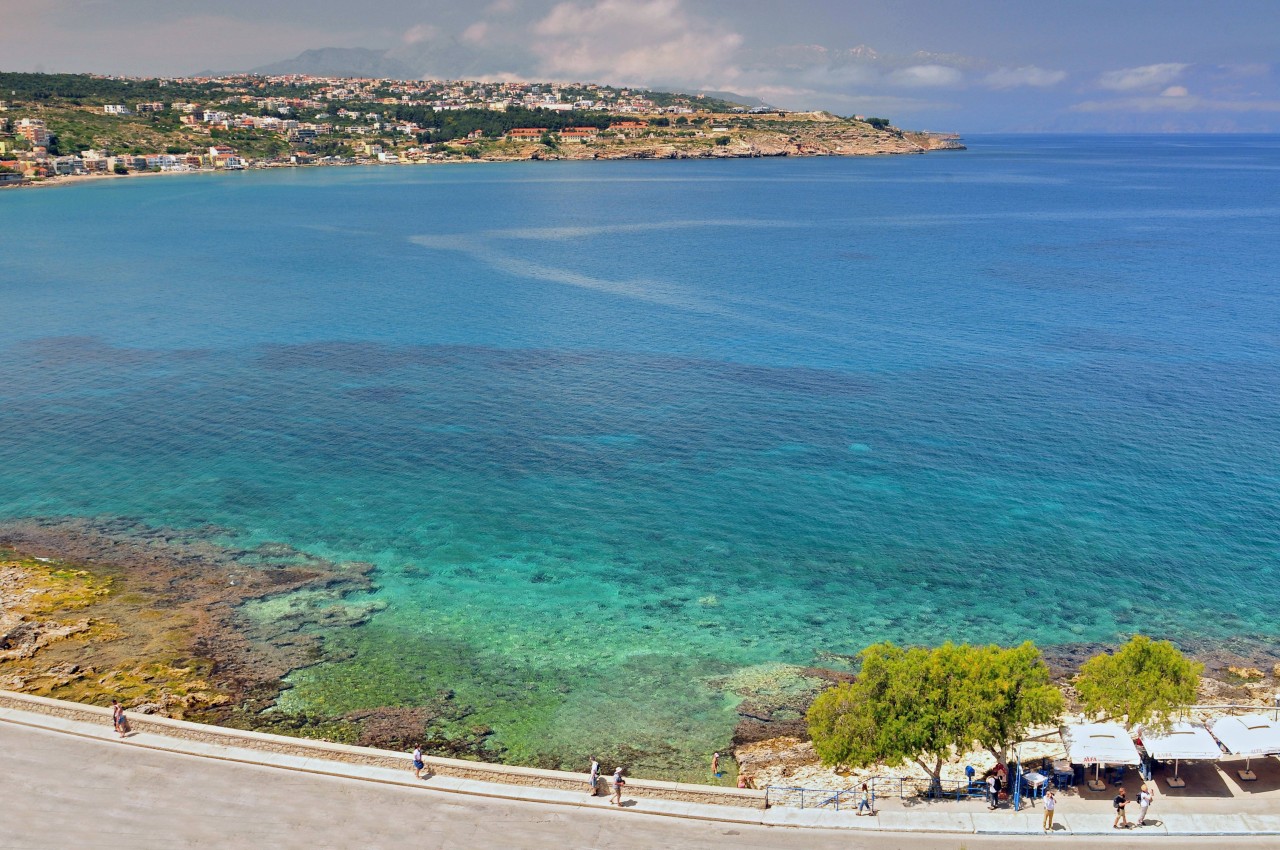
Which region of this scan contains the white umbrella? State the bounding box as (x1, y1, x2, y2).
(1138, 722, 1221, 787)
(1062, 723, 1142, 791)
(1208, 715, 1280, 780)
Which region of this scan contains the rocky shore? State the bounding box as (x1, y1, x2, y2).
(7, 516, 1275, 786)
(0, 517, 375, 720)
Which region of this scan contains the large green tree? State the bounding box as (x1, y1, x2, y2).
(1075, 635, 1202, 729)
(807, 641, 1063, 783)
(962, 642, 1066, 761)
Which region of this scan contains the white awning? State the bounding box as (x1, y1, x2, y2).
(1061, 722, 1142, 766)
(1208, 714, 1280, 757)
(1139, 722, 1222, 761)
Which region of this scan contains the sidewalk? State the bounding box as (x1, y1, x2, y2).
(2, 699, 1278, 838)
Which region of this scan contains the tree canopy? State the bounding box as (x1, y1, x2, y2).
(1075, 635, 1202, 729)
(807, 641, 1063, 782)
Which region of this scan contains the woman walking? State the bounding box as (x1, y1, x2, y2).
(610, 767, 626, 806)
(856, 782, 873, 816)
(412, 744, 425, 779)
(111, 699, 129, 738)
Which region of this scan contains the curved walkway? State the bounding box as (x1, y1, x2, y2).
(1, 702, 1278, 849)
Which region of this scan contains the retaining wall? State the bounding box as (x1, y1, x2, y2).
(0, 690, 766, 809)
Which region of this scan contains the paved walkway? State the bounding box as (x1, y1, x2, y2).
(2, 704, 1278, 849)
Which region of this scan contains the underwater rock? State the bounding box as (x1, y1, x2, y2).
(0, 516, 374, 715)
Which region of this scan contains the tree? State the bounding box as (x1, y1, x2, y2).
(807, 641, 1063, 783)
(1075, 635, 1202, 730)
(960, 642, 1065, 761)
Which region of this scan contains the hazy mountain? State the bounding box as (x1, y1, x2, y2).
(250, 48, 415, 79)
(694, 90, 772, 109)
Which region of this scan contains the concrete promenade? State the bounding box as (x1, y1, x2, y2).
(2, 700, 1278, 849)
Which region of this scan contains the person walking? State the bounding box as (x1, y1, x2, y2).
(711, 751, 721, 778)
(588, 756, 600, 796)
(992, 773, 1003, 809)
(1137, 784, 1152, 826)
(111, 699, 129, 738)
(1042, 789, 1057, 831)
(1113, 787, 1129, 829)
(986, 774, 997, 809)
(412, 745, 425, 779)
(610, 767, 625, 806)
(856, 782, 873, 816)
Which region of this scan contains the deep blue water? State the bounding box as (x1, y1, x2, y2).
(2, 136, 1279, 770)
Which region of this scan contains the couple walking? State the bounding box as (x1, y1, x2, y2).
(588, 757, 626, 805)
(1113, 784, 1155, 829)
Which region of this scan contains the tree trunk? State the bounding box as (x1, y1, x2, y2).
(914, 755, 945, 794)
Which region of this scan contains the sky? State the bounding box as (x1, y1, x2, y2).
(5, 0, 1280, 132)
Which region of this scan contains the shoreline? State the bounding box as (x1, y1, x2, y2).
(0, 130, 965, 192)
(4, 515, 1279, 786)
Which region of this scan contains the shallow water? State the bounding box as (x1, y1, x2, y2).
(2, 136, 1279, 775)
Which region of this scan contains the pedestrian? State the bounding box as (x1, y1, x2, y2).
(856, 782, 873, 816)
(1137, 784, 1152, 826)
(412, 744, 425, 779)
(1113, 787, 1129, 829)
(711, 751, 721, 778)
(111, 699, 129, 738)
(986, 774, 997, 809)
(992, 773, 1003, 809)
(588, 756, 600, 796)
(610, 767, 625, 806)
(1043, 789, 1057, 832)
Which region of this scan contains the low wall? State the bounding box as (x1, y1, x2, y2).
(0, 690, 766, 809)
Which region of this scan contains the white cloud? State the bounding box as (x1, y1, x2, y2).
(1161, 85, 1189, 98)
(983, 66, 1066, 89)
(461, 22, 490, 44)
(402, 24, 438, 46)
(1097, 62, 1189, 92)
(531, 0, 743, 87)
(1071, 95, 1280, 113)
(887, 64, 963, 88)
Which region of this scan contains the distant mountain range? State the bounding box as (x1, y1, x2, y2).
(250, 48, 414, 79)
(247, 46, 767, 108)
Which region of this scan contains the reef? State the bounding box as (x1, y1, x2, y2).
(0, 516, 374, 720)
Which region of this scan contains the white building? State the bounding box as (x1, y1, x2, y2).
(103, 104, 130, 115)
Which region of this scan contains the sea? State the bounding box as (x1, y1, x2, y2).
(2, 135, 1278, 775)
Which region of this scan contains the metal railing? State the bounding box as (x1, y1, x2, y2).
(765, 774, 991, 810)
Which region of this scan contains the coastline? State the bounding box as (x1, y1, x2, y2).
(5, 516, 1279, 786)
(0, 130, 964, 192)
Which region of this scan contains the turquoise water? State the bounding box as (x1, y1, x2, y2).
(2, 136, 1279, 773)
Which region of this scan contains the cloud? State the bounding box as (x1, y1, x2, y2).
(1071, 95, 1280, 113)
(983, 66, 1066, 90)
(461, 22, 490, 44)
(1161, 85, 1189, 98)
(530, 0, 743, 87)
(1097, 62, 1189, 92)
(887, 64, 964, 88)
(402, 24, 439, 46)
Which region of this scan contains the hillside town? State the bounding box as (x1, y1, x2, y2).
(0, 72, 961, 185)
